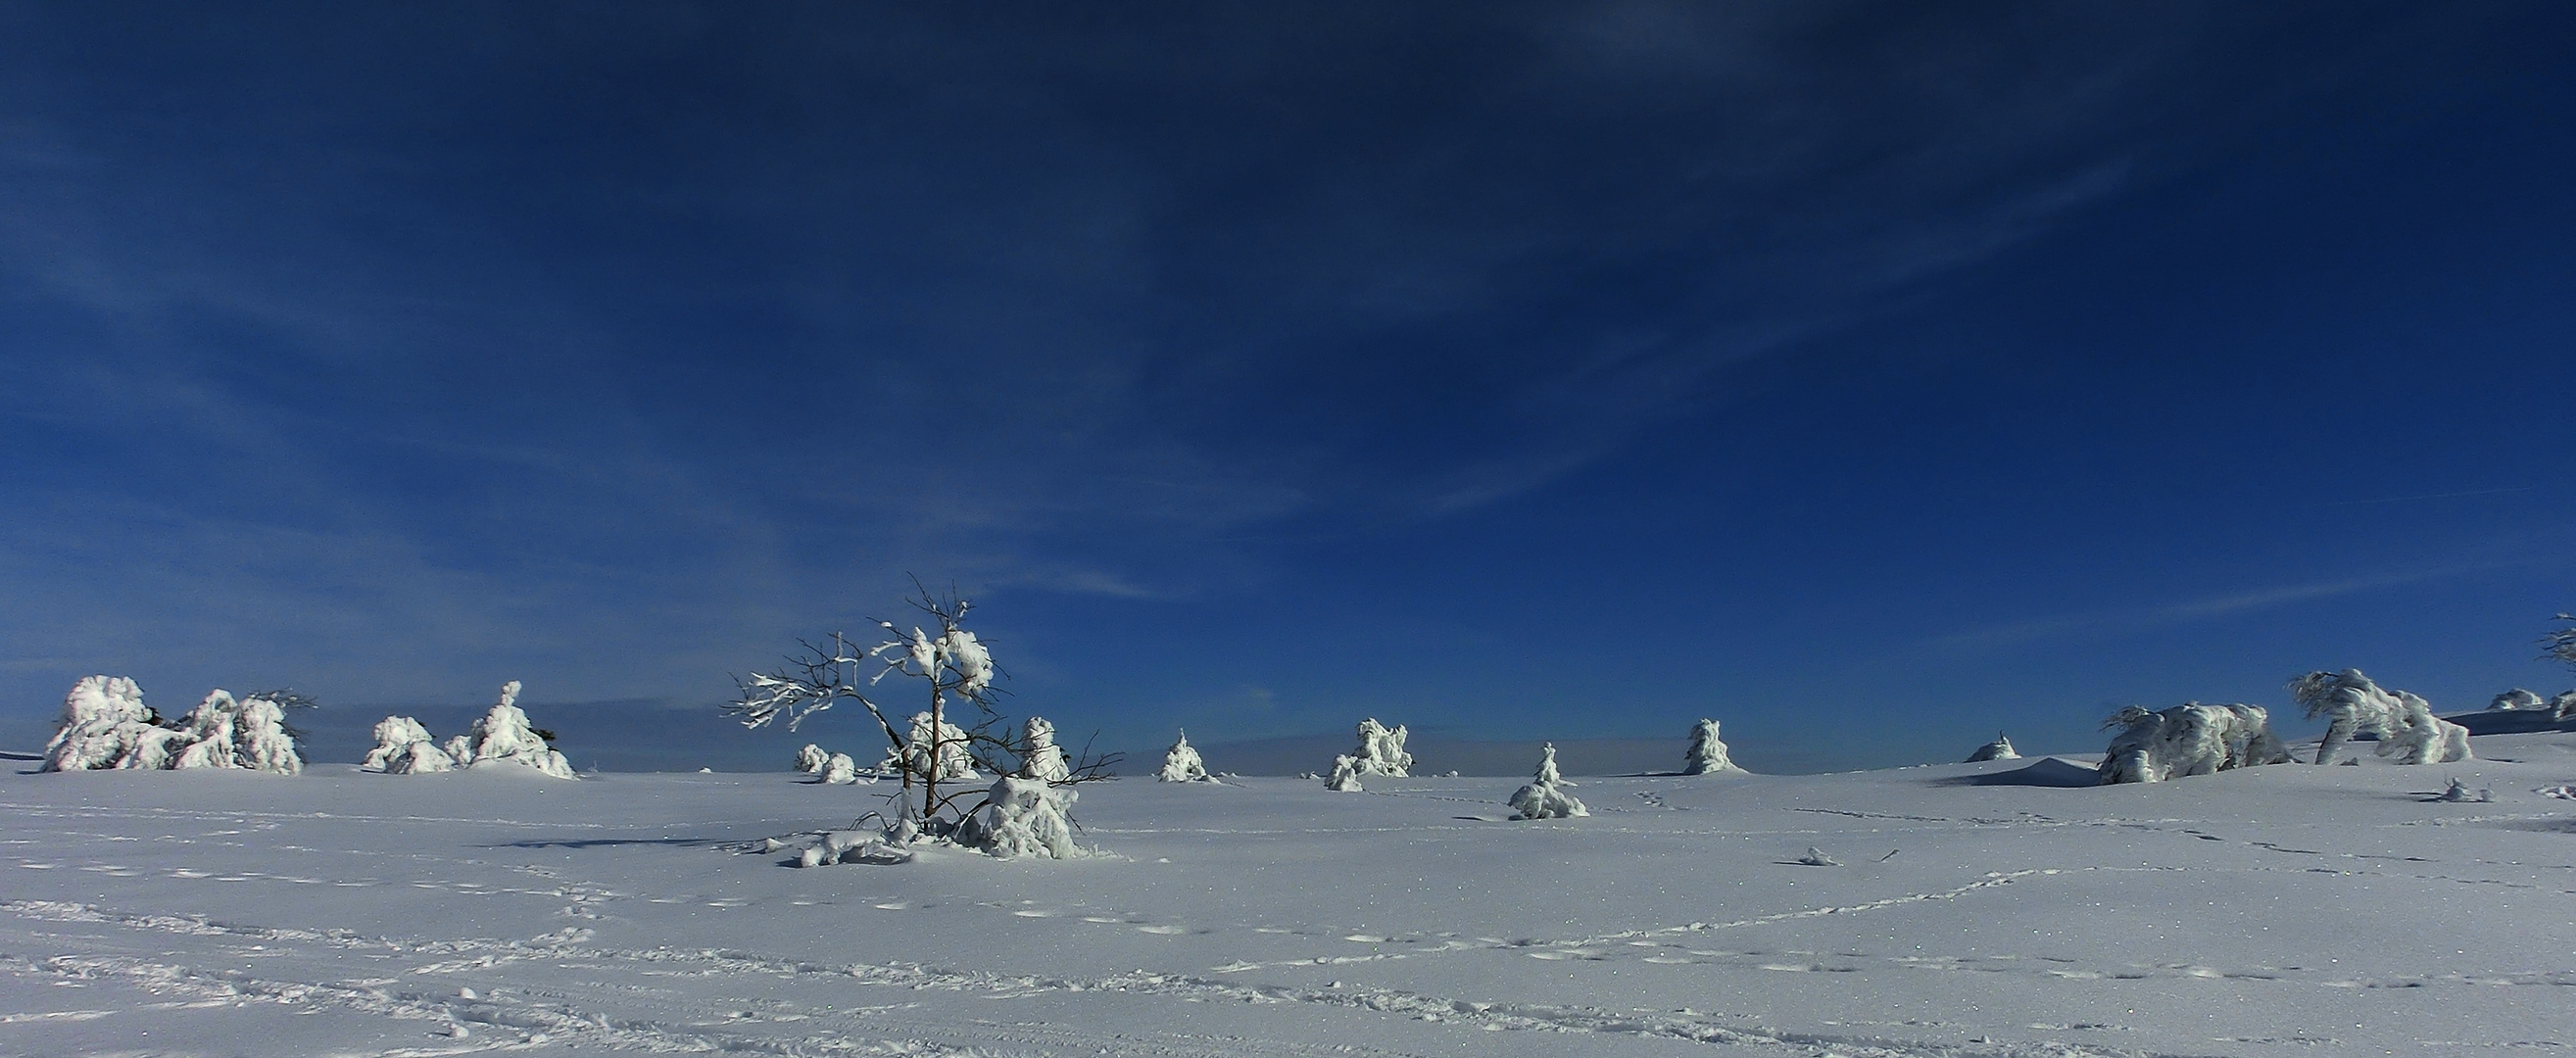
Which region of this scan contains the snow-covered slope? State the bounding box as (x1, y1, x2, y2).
(3, 735, 2572, 1057)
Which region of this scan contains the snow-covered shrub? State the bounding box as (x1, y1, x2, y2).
(42, 679, 300, 775)
(877, 711, 977, 783)
(2098, 702, 2291, 785)
(819, 752, 859, 785)
(1018, 716, 1070, 783)
(953, 776, 1085, 859)
(365, 716, 440, 771)
(1965, 733, 2019, 763)
(2554, 691, 2576, 721)
(1682, 718, 1740, 774)
(2289, 669, 2405, 765)
(2489, 689, 2546, 711)
(794, 744, 831, 774)
(459, 682, 576, 780)
(1326, 754, 1364, 792)
(1342, 718, 1412, 777)
(2376, 693, 2473, 764)
(1157, 730, 1211, 783)
(1507, 743, 1587, 819)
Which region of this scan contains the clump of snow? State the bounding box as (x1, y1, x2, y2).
(2098, 702, 2290, 785)
(2289, 669, 2405, 765)
(794, 744, 830, 775)
(1965, 733, 2019, 763)
(1507, 743, 1587, 820)
(879, 711, 978, 783)
(1342, 718, 1412, 777)
(1018, 716, 1070, 783)
(954, 776, 1086, 859)
(457, 682, 576, 780)
(41, 678, 300, 776)
(1682, 718, 1741, 774)
(1157, 730, 1211, 783)
(2489, 689, 2545, 711)
(2377, 694, 2473, 765)
(818, 753, 859, 785)
(1325, 755, 1364, 792)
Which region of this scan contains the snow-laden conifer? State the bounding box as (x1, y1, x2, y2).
(44, 679, 301, 775)
(819, 752, 859, 785)
(954, 776, 1085, 859)
(1507, 743, 1587, 819)
(2376, 693, 2473, 764)
(1339, 718, 1411, 777)
(794, 744, 831, 775)
(1965, 733, 2019, 762)
(1682, 718, 1740, 774)
(2289, 669, 2404, 765)
(1018, 716, 1070, 783)
(41, 676, 158, 772)
(1157, 729, 1211, 783)
(461, 682, 576, 780)
(2098, 702, 2290, 784)
(366, 717, 438, 771)
(170, 692, 242, 770)
(231, 695, 303, 775)
(1326, 754, 1364, 792)
(879, 711, 977, 783)
(2489, 689, 2545, 711)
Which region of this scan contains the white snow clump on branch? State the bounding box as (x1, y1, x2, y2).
(954, 776, 1086, 859)
(1965, 733, 2019, 762)
(794, 744, 830, 774)
(1018, 716, 1070, 783)
(41, 678, 301, 775)
(2097, 702, 2290, 785)
(2489, 689, 2545, 711)
(1340, 718, 1412, 777)
(1157, 730, 1211, 782)
(878, 711, 977, 782)
(2289, 669, 2404, 765)
(2376, 694, 2473, 764)
(365, 716, 456, 774)
(1682, 718, 1741, 774)
(455, 682, 576, 780)
(1508, 743, 1587, 820)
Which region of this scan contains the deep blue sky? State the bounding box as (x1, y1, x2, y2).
(5, 3, 2574, 772)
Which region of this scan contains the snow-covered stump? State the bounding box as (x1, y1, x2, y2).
(954, 776, 1085, 859)
(1326, 754, 1364, 792)
(2290, 669, 2404, 765)
(2377, 694, 2473, 765)
(1019, 716, 1071, 783)
(1507, 743, 1587, 820)
(1157, 730, 1211, 783)
(1681, 718, 1741, 774)
(2489, 689, 2546, 712)
(1341, 718, 1412, 777)
(460, 681, 576, 780)
(794, 744, 831, 775)
(818, 753, 858, 785)
(2098, 702, 2290, 785)
(1965, 733, 2019, 763)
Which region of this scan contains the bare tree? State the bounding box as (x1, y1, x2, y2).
(726, 583, 1115, 829)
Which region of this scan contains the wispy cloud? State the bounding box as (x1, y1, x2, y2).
(1920, 564, 2498, 654)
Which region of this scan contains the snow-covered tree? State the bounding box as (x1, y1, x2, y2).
(2098, 702, 2290, 785)
(2289, 669, 2405, 765)
(953, 777, 1085, 859)
(794, 744, 831, 774)
(2545, 612, 2576, 673)
(2554, 691, 2576, 721)
(365, 716, 457, 774)
(2376, 693, 2473, 764)
(1507, 743, 1587, 819)
(1681, 718, 1740, 774)
(230, 696, 303, 775)
(42, 678, 301, 775)
(1157, 729, 1211, 782)
(2489, 689, 2546, 711)
(1018, 716, 1071, 782)
(819, 752, 859, 785)
(1325, 754, 1364, 792)
(1338, 718, 1412, 777)
(456, 681, 576, 780)
(1965, 733, 2019, 762)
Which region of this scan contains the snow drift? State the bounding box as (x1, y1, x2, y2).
(2098, 702, 2290, 785)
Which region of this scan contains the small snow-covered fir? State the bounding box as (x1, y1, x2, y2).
(2289, 669, 2404, 765)
(1507, 743, 1586, 820)
(2098, 702, 2289, 785)
(879, 711, 978, 783)
(819, 753, 859, 785)
(1157, 730, 1211, 783)
(794, 744, 831, 775)
(1325, 754, 1364, 792)
(457, 682, 576, 780)
(1681, 718, 1741, 774)
(2377, 694, 2473, 765)
(41, 678, 301, 776)
(1965, 733, 2019, 762)
(1341, 718, 1412, 777)
(955, 776, 1086, 859)
(1019, 716, 1071, 783)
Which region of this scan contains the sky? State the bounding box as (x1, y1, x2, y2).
(4, 2, 2574, 773)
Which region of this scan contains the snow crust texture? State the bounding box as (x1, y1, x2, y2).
(41, 677, 302, 776)
(2098, 702, 2289, 784)
(1681, 717, 1740, 774)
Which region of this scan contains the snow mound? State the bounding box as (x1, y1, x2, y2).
(456, 682, 575, 780)
(2376, 694, 2473, 765)
(955, 776, 1085, 859)
(1019, 716, 1070, 783)
(41, 679, 300, 775)
(1964, 733, 2019, 763)
(1342, 718, 1412, 777)
(1157, 730, 1211, 783)
(1682, 718, 1741, 774)
(818, 752, 859, 785)
(2490, 689, 2546, 711)
(2099, 702, 2290, 785)
(1507, 743, 1586, 820)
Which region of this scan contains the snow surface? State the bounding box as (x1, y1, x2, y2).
(5, 733, 2575, 1057)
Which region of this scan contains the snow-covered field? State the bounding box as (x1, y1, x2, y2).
(5, 737, 2574, 1058)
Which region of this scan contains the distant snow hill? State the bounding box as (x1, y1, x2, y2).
(4, 731, 2572, 1056)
